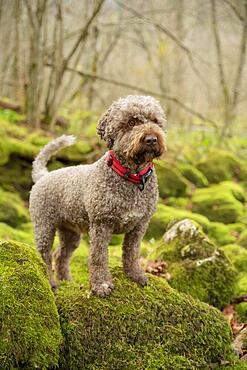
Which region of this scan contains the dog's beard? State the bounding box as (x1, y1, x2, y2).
(132, 146, 163, 165)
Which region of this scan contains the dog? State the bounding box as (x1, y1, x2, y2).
(29, 95, 166, 296)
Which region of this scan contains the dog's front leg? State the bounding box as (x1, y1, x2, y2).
(89, 222, 114, 297)
(122, 223, 148, 286)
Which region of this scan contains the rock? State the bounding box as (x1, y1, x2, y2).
(0, 187, 29, 227)
(148, 219, 236, 308)
(155, 161, 189, 198)
(196, 149, 247, 184)
(223, 244, 247, 321)
(0, 240, 62, 369)
(56, 268, 238, 370)
(179, 163, 209, 188)
(239, 230, 247, 248)
(0, 222, 34, 245)
(146, 204, 211, 240)
(192, 184, 244, 224)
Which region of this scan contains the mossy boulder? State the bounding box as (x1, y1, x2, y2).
(147, 203, 211, 240)
(56, 268, 238, 370)
(148, 219, 236, 308)
(179, 163, 209, 187)
(196, 149, 246, 183)
(192, 184, 244, 224)
(0, 240, 62, 369)
(0, 222, 34, 245)
(223, 244, 247, 320)
(239, 230, 247, 248)
(165, 196, 190, 209)
(155, 161, 189, 198)
(0, 187, 29, 227)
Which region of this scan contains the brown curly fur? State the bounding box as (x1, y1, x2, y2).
(29, 95, 167, 297)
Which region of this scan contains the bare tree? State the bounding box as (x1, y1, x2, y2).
(211, 0, 247, 138)
(24, 0, 48, 128)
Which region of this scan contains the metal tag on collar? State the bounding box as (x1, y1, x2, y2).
(138, 167, 153, 191)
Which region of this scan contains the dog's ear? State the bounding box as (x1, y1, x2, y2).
(97, 108, 110, 140)
(97, 107, 115, 148)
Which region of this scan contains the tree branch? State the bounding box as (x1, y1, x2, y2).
(116, 0, 212, 83)
(63, 0, 105, 69)
(223, 0, 244, 21)
(45, 63, 218, 129)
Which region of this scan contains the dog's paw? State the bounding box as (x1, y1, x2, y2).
(91, 281, 114, 297)
(126, 271, 149, 286)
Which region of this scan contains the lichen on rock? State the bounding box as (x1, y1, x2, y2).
(56, 268, 238, 370)
(0, 240, 62, 369)
(148, 219, 236, 308)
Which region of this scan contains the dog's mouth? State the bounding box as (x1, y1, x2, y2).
(133, 146, 163, 165)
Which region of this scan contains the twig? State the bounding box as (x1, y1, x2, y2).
(45, 63, 218, 129)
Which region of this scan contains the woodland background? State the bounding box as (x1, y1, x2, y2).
(1, 1, 247, 369)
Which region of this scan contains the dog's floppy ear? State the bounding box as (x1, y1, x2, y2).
(97, 107, 115, 148)
(97, 107, 111, 140)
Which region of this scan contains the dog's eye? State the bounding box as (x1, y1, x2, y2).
(128, 119, 136, 127)
(153, 118, 158, 124)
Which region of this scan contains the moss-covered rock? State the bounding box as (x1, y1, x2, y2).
(223, 244, 247, 320)
(192, 184, 244, 224)
(149, 219, 236, 308)
(147, 203, 211, 240)
(207, 222, 236, 246)
(56, 268, 238, 370)
(0, 222, 34, 244)
(179, 163, 209, 187)
(165, 196, 190, 209)
(0, 240, 62, 369)
(196, 149, 246, 183)
(0, 187, 29, 227)
(155, 161, 190, 198)
(239, 230, 247, 248)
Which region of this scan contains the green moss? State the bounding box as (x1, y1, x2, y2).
(0, 240, 62, 369)
(0, 157, 33, 200)
(208, 222, 236, 246)
(221, 244, 247, 321)
(239, 230, 247, 248)
(0, 222, 34, 245)
(165, 197, 190, 209)
(196, 149, 245, 183)
(147, 203, 211, 240)
(0, 140, 9, 165)
(192, 185, 244, 223)
(223, 244, 247, 273)
(56, 268, 237, 370)
(149, 219, 236, 308)
(57, 141, 93, 162)
(0, 187, 29, 227)
(179, 163, 209, 187)
(219, 181, 246, 203)
(155, 161, 190, 198)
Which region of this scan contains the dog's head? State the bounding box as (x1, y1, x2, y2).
(97, 95, 167, 167)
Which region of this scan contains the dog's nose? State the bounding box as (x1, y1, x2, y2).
(144, 135, 158, 146)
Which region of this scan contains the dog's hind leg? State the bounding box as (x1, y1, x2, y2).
(33, 224, 56, 288)
(54, 227, 81, 282)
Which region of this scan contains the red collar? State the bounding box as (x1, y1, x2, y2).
(106, 150, 153, 191)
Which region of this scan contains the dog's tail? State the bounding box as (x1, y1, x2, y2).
(32, 135, 76, 183)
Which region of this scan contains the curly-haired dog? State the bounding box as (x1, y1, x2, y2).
(29, 95, 166, 297)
